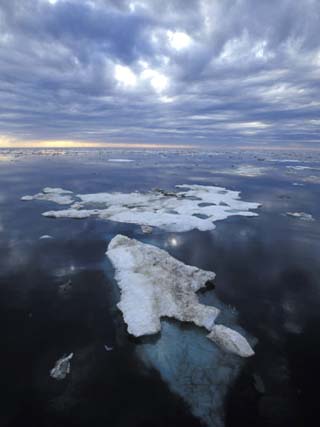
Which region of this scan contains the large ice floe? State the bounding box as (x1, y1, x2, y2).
(107, 235, 254, 358)
(21, 184, 260, 232)
(21, 183, 259, 426)
(107, 235, 255, 426)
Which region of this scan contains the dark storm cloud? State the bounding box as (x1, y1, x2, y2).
(0, 0, 319, 146)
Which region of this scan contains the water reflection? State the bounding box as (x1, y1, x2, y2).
(0, 148, 320, 427)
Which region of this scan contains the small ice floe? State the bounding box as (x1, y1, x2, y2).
(207, 325, 254, 357)
(58, 279, 72, 297)
(107, 235, 254, 358)
(43, 208, 96, 219)
(140, 224, 153, 234)
(292, 182, 304, 186)
(286, 165, 320, 171)
(268, 158, 300, 163)
(50, 353, 73, 380)
(107, 158, 134, 163)
(286, 212, 315, 221)
(104, 344, 113, 352)
(23, 184, 260, 233)
(43, 187, 73, 194)
(39, 234, 54, 240)
(21, 187, 74, 205)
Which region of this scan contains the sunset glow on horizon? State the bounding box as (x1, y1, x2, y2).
(0, 136, 195, 149)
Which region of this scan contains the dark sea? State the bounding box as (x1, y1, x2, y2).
(0, 148, 320, 427)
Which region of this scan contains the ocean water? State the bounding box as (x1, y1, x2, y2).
(0, 148, 320, 427)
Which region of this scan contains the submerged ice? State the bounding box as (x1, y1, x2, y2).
(21, 184, 260, 232)
(137, 320, 248, 427)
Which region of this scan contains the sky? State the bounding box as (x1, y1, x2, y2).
(0, 0, 319, 148)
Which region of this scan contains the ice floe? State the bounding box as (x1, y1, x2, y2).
(43, 208, 97, 219)
(207, 325, 254, 357)
(22, 184, 260, 232)
(140, 224, 153, 234)
(21, 187, 74, 205)
(268, 158, 300, 163)
(107, 235, 254, 358)
(286, 165, 320, 171)
(286, 212, 315, 221)
(50, 353, 73, 380)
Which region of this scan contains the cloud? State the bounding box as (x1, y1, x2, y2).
(0, 0, 319, 147)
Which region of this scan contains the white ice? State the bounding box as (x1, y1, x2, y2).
(286, 165, 320, 171)
(286, 212, 315, 221)
(107, 235, 254, 358)
(21, 187, 74, 205)
(22, 184, 260, 232)
(50, 353, 73, 380)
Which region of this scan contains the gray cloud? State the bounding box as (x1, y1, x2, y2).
(0, 0, 319, 147)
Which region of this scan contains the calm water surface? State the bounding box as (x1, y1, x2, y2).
(0, 149, 320, 427)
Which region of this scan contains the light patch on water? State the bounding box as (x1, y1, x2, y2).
(302, 175, 320, 184)
(214, 165, 271, 177)
(0, 154, 13, 162)
(107, 158, 134, 163)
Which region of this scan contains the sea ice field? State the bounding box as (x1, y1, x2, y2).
(1, 147, 320, 427)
